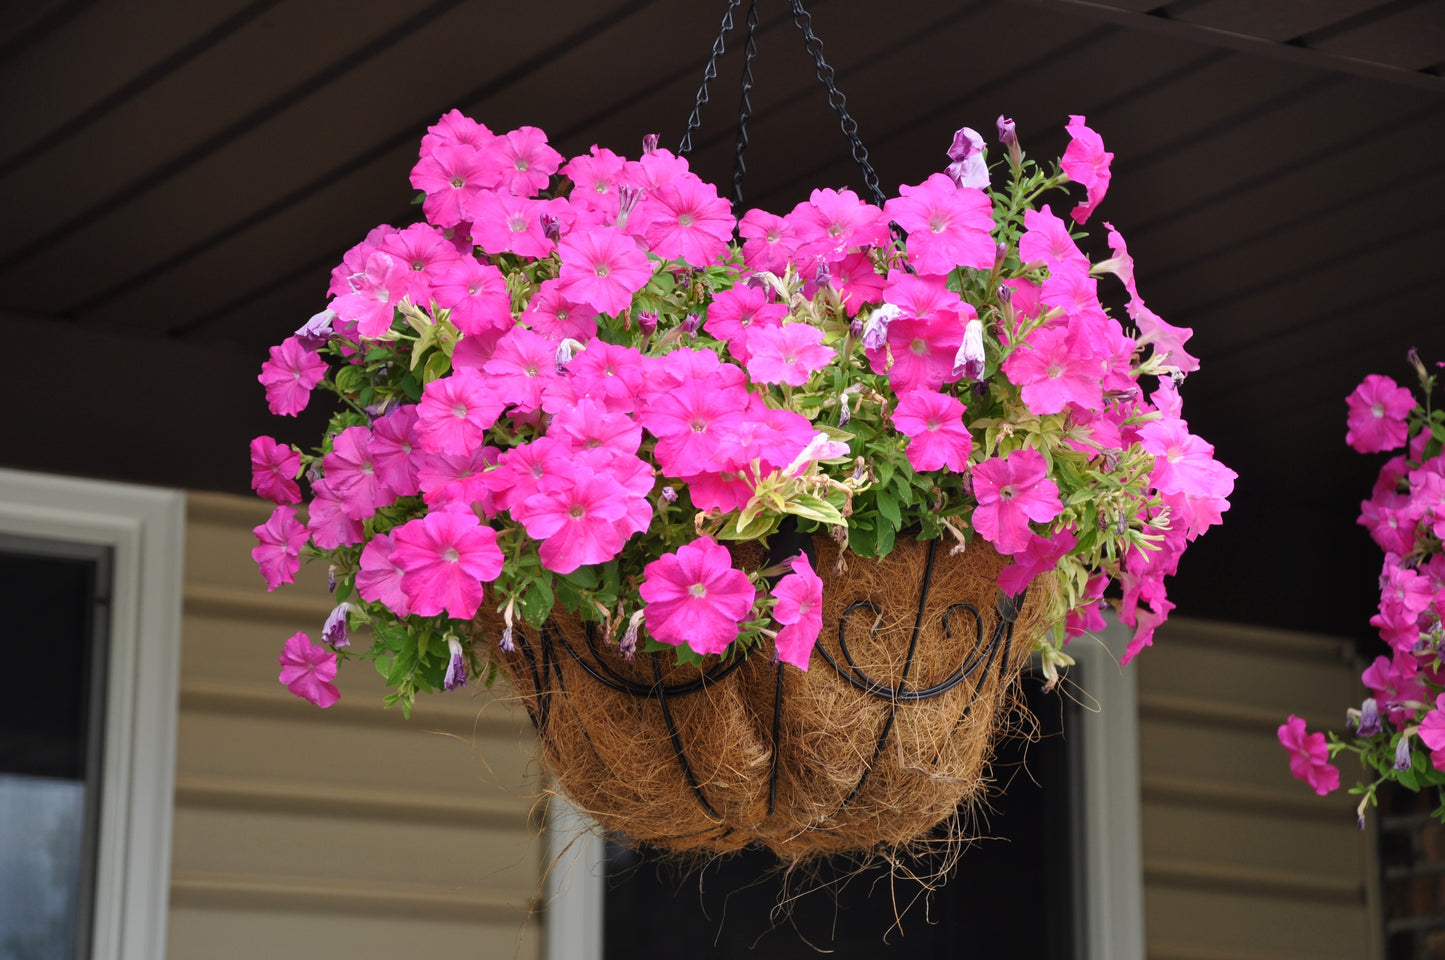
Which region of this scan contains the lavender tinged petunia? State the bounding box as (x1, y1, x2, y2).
(294, 309, 336, 350)
(444, 636, 467, 691)
(322, 602, 353, 649)
(1356, 698, 1382, 737)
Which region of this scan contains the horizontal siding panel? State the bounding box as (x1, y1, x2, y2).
(168, 903, 538, 960)
(170, 805, 536, 894)
(1135, 636, 1356, 720)
(1144, 886, 1372, 959)
(1142, 804, 1367, 879)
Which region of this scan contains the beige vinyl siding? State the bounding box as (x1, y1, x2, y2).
(170, 492, 543, 959)
(1136, 617, 1380, 960)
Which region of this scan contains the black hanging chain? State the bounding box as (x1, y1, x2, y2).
(678, 0, 742, 157)
(787, 0, 886, 206)
(730, 0, 760, 210)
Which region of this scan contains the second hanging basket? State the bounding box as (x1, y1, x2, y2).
(498, 536, 1051, 858)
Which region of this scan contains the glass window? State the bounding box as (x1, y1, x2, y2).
(0, 538, 111, 960)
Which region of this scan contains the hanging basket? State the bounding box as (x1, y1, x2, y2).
(495, 536, 1052, 858)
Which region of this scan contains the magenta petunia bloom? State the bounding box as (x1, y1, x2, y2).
(704, 284, 788, 363)
(744, 323, 834, 386)
(771, 552, 824, 670)
(637, 173, 735, 267)
(1418, 694, 1445, 772)
(305, 477, 365, 550)
(556, 225, 653, 316)
(432, 259, 513, 335)
(410, 143, 495, 228)
(468, 190, 562, 258)
(1138, 419, 1237, 502)
(483, 327, 559, 413)
(1277, 715, 1340, 796)
(738, 208, 798, 275)
(562, 145, 627, 219)
(891, 391, 972, 473)
(523, 279, 599, 344)
(322, 425, 386, 520)
(638, 377, 750, 478)
(331, 251, 414, 338)
(369, 405, 421, 497)
(789, 187, 889, 264)
(357, 533, 410, 617)
(971, 448, 1063, 556)
(516, 468, 631, 574)
(1346, 374, 1416, 453)
(1002, 324, 1104, 415)
(390, 504, 504, 620)
(493, 125, 563, 197)
(547, 338, 644, 415)
(278, 632, 340, 708)
(415, 368, 506, 456)
(640, 537, 757, 656)
(252, 505, 309, 591)
(1018, 205, 1090, 273)
(250, 435, 301, 505)
(883, 173, 995, 274)
(416, 445, 500, 510)
(1061, 115, 1113, 224)
(258, 336, 328, 417)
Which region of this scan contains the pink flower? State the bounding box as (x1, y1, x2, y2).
(891, 391, 972, 473)
(1277, 715, 1340, 796)
(390, 504, 504, 620)
(376, 224, 463, 304)
(1002, 324, 1104, 415)
(322, 425, 386, 520)
(883, 173, 995, 274)
(252, 505, 309, 591)
(278, 632, 340, 708)
(640, 537, 756, 656)
(493, 126, 562, 197)
(483, 327, 559, 413)
(638, 377, 749, 478)
(1018, 205, 1090, 274)
(432, 259, 513, 335)
(468, 191, 562, 258)
(738, 208, 798, 274)
(1138, 419, 1237, 502)
(1346, 374, 1416, 453)
(331, 251, 412, 338)
(515, 466, 632, 574)
(304, 478, 364, 550)
(703, 284, 787, 362)
(1418, 694, 1445, 771)
(416, 445, 500, 510)
(637, 173, 735, 266)
(357, 533, 410, 616)
(258, 336, 328, 417)
(370, 405, 421, 497)
(250, 436, 301, 505)
(556, 226, 653, 316)
(545, 338, 644, 415)
(788, 188, 888, 264)
(998, 530, 1077, 596)
(744, 323, 834, 386)
(971, 448, 1063, 555)
(562, 145, 627, 218)
(1061, 115, 1112, 224)
(410, 143, 493, 228)
(772, 552, 824, 670)
(523, 279, 599, 344)
(415, 368, 505, 455)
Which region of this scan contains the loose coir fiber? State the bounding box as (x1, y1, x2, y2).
(494, 536, 1052, 861)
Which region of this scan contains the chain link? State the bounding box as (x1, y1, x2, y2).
(730, 0, 760, 211)
(678, 0, 743, 157)
(787, 0, 886, 206)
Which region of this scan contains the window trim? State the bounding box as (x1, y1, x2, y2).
(0, 467, 184, 960)
(544, 615, 1146, 960)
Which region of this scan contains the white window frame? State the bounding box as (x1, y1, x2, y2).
(544, 615, 1145, 960)
(0, 467, 184, 960)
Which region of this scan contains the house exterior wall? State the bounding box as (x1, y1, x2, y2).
(170, 491, 1377, 959)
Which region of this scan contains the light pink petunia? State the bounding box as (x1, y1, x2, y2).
(556, 226, 653, 316)
(640, 537, 757, 656)
(252, 505, 310, 591)
(1061, 115, 1113, 224)
(390, 504, 504, 620)
(468, 191, 564, 258)
(258, 336, 328, 417)
(1346, 374, 1416, 453)
(369, 405, 421, 497)
(415, 368, 506, 456)
(357, 533, 410, 617)
(420, 109, 495, 154)
(250, 436, 301, 505)
(971, 448, 1063, 556)
(1138, 419, 1237, 502)
(883, 172, 995, 274)
(278, 632, 340, 708)
(744, 323, 834, 386)
(891, 391, 972, 473)
(1277, 714, 1340, 796)
(772, 552, 824, 670)
(375, 225, 463, 304)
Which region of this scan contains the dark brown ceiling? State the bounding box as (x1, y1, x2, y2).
(3, 0, 1443, 636)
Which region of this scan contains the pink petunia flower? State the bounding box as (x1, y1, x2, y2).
(704, 284, 787, 363)
(416, 445, 500, 510)
(556, 226, 653, 316)
(369, 405, 421, 498)
(482, 327, 560, 413)
(1138, 419, 1237, 502)
(544, 338, 644, 415)
(278, 632, 340, 708)
(738, 208, 798, 275)
(322, 425, 387, 520)
(562, 145, 627, 219)
(788, 187, 889, 264)
(515, 466, 632, 574)
(1002, 324, 1104, 415)
(1346, 374, 1416, 453)
(305, 477, 364, 550)
(410, 143, 494, 228)
(772, 552, 824, 670)
(971, 448, 1064, 556)
(891, 391, 972, 473)
(357, 533, 410, 617)
(330, 251, 413, 339)
(468, 191, 565, 258)
(744, 323, 834, 386)
(1419, 697, 1445, 772)
(492, 126, 563, 197)
(638, 376, 750, 478)
(523, 279, 600, 344)
(637, 173, 735, 266)
(250, 436, 301, 505)
(432, 259, 513, 335)
(259, 336, 328, 417)
(390, 504, 504, 620)
(1277, 715, 1340, 796)
(415, 368, 506, 455)
(252, 505, 310, 591)
(639, 537, 757, 656)
(883, 173, 995, 274)
(1061, 115, 1113, 224)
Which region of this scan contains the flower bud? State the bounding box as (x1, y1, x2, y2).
(616, 185, 642, 230)
(952, 318, 986, 381)
(997, 115, 1021, 167)
(294, 309, 336, 351)
(682, 312, 702, 334)
(637, 311, 658, 336)
(444, 635, 467, 691)
(1395, 734, 1412, 771)
(322, 601, 353, 649)
(945, 126, 989, 189)
(619, 610, 645, 662)
(327, 564, 338, 593)
(540, 213, 562, 244)
(861, 303, 900, 352)
(641, 133, 659, 154)
(1356, 697, 1382, 737)
(660, 486, 677, 503)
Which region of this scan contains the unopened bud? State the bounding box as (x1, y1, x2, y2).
(322, 601, 353, 649)
(444, 635, 468, 690)
(637, 311, 658, 336)
(952, 318, 986, 381)
(1395, 735, 1412, 771)
(661, 486, 677, 503)
(540, 213, 562, 244)
(616, 185, 642, 230)
(295, 309, 336, 351)
(682, 312, 702, 334)
(641, 133, 659, 155)
(619, 610, 645, 662)
(861, 303, 900, 352)
(1356, 698, 1382, 737)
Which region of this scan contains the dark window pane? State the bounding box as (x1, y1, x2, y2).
(0, 539, 110, 960)
(603, 676, 1076, 958)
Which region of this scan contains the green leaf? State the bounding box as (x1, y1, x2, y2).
(784, 495, 844, 526)
(563, 566, 598, 590)
(875, 520, 896, 556)
(519, 577, 555, 628)
(421, 350, 451, 383)
(400, 371, 422, 402)
(850, 520, 878, 557)
(875, 489, 902, 529)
